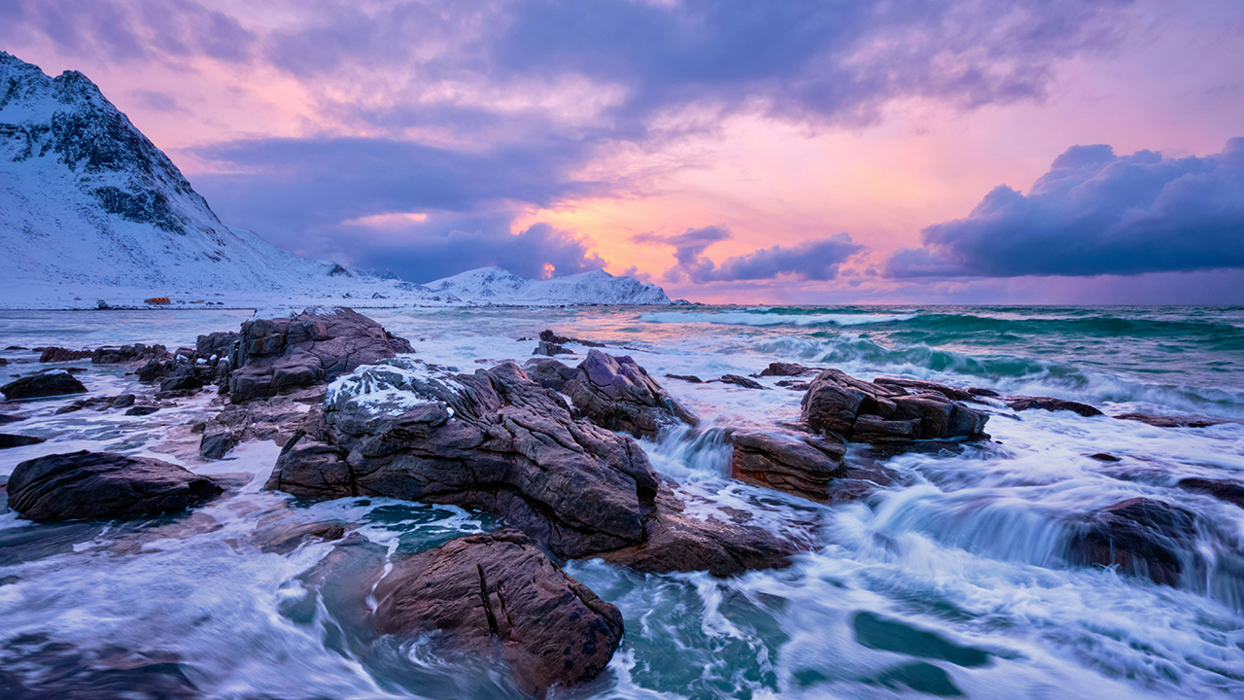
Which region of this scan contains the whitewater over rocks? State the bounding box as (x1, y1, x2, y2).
(2, 304, 1244, 699)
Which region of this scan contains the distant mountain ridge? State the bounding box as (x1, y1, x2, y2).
(0, 51, 670, 308)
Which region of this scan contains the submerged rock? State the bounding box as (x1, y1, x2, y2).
(715, 374, 765, 389)
(664, 373, 704, 383)
(1, 370, 88, 400)
(526, 350, 698, 439)
(1007, 396, 1103, 417)
(730, 431, 847, 502)
(1177, 478, 1244, 510)
(227, 307, 414, 403)
(1115, 413, 1234, 428)
(7, 451, 221, 522)
(801, 369, 988, 444)
(0, 413, 24, 424)
(0, 434, 46, 448)
(1064, 497, 1200, 586)
(370, 530, 624, 696)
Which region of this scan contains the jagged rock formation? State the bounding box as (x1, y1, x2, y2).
(7, 451, 221, 521)
(370, 530, 624, 696)
(525, 350, 698, 439)
(730, 431, 847, 502)
(1008, 396, 1104, 417)
(801, 369, 989, 443)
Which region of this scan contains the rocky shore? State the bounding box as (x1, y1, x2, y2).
(4, 307, 1242, 696)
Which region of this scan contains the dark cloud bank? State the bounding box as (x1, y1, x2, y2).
(635, 226, 863, 283)
(886, 138, 1244, 278)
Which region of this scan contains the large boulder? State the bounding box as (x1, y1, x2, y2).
(731, 431, 846, 502)
(371, 530, 624, 696)
(227, 307, 414, 403)
(7, 451, 221, 522)
(1, 370, 88, 400)
(525, 350, 698, 439)
(1064, 498, 1200, 587)
(800, 369, 988, 443)
(269, 359, 659, 558)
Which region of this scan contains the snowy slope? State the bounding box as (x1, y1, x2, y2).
(0, 52, 671, 309)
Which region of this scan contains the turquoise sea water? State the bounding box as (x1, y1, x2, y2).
(1, 305, 1243, 699)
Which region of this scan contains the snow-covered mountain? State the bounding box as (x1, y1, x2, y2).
(0, 52, 671, 309)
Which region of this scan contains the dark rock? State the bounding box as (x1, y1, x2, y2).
(730, 431, 846, 502)
(715, 374, 765, 390)
(370, 530, 623, 696)
(254, 520, 348, 554)
(1114, 413, 1233, 428)
(125, 406, 160, 416)
(269, 360, 659, 559)
(874, 377, 978, 403)
(1007, 396, 1103, 417)
(200, 400, 326, 460)
(521, 357, 579, 390)
(39, 347, 92, 363)
(199, 431, 238, 460)
(4, 346, 26, 351)
(539, 329, 605, 347)
(110, 394, 136, 408)
(664, 373, 704, 383)
(1089, 453, 1121, 462)
(532, 340, 572, 356)
(0, 434, 46, 448)
(195, 331, 238, 359)
(1065, 498, 1199, 586)
(159, 372, 204, 393)
(801, 369, 988, 444)
(267, 431, 353, 497)
(1, 371, 88, 400)
(1177, 478, 1244, 510)
(757, 362, 815, 377)
(599, 483, 795, 576)
(776, 380, 810, 391)
(7, 451, 221, 522)
(968, 387, 1000, 397)
(227, 307, 414, 403)
(0, 358, 6, 366)
(562, 350, 698, 439)
(0, 413, 24, 424)
(91, 343, 168, 365)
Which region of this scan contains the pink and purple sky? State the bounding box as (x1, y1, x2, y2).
(4, 0, 1243, 303)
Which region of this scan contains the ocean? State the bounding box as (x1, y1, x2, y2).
(2, 304, 1243, 699)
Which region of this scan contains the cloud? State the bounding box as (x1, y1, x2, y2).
(638, 226, 863, 282)
(130, 89, 178, 111)
(885, 137, 1244, 277)
(349, 223, 606, 282)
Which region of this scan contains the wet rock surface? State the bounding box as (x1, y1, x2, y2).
(715, 374, 765, 389)
(1, 370, 88, 400)
(370, 529, 624, 696)
(1007, 396, 1104, 417)
(1065, 497, 1200, 586)
(801, 369, 989, 444)
(1115, 413, 1236, 428)
(1177, 478, 1244, 510)
(227, 307, 414, 403)
(539, 329, 605, 348)
(757, 362, 817, 377)
(198, 398, 325, 460)
(7, 451, 222, 522)
(38, 347, 92, 363)
(0, 434, 46, 448)
(730, 431, 847, 502)
(533, 339, 571, 356)
(526, 350, 698, 439)
(91, 343, 169, 365)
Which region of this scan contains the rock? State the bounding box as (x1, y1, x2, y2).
(968, 387, 1000, 398)
(199, 400, 326, 461)
(91, 343, 168, 365)
(227, 307, 414, 403)
(524, 357, 579, 390)
(757, 362, 815, 377)
(599, 483, 795, 576)
(539, 329, 605, 347)
(1089, 453, 1121, 462)
(269, 359, 660, 559)
(801, 369, 988, 444)
(125, 406, 160, 416)
(715, 374, 765, 390)
(370, 530, 623, 696)
(0, 434, 46, 448)
(0, 358, 6, 366)
(1, 370, 88, 400)
(1007, 396, 1103, 417)
(730, 431, 846, 502)
(0, 413, 24, 424)
(4, 345, 26, 350)
(776, 380, 810, 391)
(874, 377, 978, 403)
(267, 431, 353, 497)
(195, 331, 239, 359)
(664, 373, 704, 383)
(39, 347, 92, 363)
(1177, 478, 1244, 510)
(1114, 413, 1233, 428)
(7, 451, 221, 522)
(562, 350, 698, 439)
(253, 520, 347, 554)
(1064, 498, 1199, 586)
(533, 340, 572, 356)
(110, 394, 136, 408)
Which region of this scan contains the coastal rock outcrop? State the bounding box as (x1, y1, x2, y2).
(226, 307, 414, 403)
(1007, 396, 1103, 417)
(1, 370, 88, 400)
(39, 347, 92, 363)
(801, 369, 988, 443)
(1064, 497, 1199, 587)
(91, 343, 169, 365)
(730, 431, 847, 502)
(7, 451, 221, 522)
(370, 529, 624, 696)
(524, 349, 698, 439)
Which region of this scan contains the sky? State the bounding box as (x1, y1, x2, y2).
(3, 0, 1243, 304)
